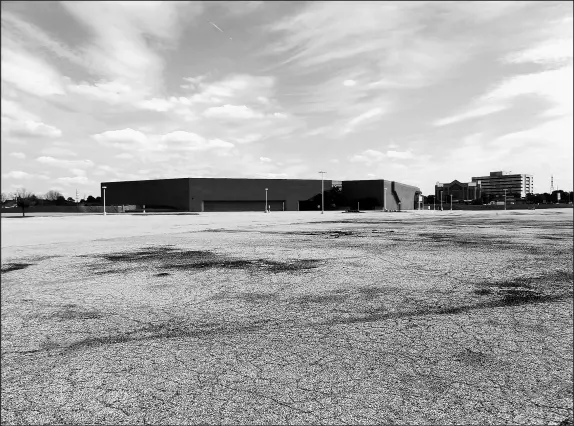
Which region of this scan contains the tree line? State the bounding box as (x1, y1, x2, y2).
(1, 189, 103, 217)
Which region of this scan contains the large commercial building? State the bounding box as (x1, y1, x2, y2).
(101, 177, 421, 212)
(435, 180, 482, 203)
(471, 171, 534, 197)
(342, 180, 421, 211)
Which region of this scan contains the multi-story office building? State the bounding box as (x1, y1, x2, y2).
(471, 171, 533, 197)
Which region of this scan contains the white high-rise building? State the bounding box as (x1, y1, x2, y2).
(471, 171, 534, 197)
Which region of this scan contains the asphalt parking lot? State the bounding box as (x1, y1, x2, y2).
(1, 209, 572, 425)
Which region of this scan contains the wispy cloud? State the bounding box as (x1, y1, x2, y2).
(2, 171, 49, 180)
(1, 47, 66, 97)
(36, 157, 95, 170)
(1, 116, 62, 138)
(433, 104, 508, 127)
(203, 104, 264, 119)
(344, 107, 385, 134)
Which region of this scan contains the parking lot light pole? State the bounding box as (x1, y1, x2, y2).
(102, 186, 107, 216)
(319, 171, 326, 214)
(450, 194, 453, 211)
(440, 190, 443, 211)
(384, 187, 387, 211)
(265, 188, 268, 213)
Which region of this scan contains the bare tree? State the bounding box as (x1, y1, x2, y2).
(45, 190, 63, 202)
(12, 188, 37, 217)
(1, 192, 7, 204)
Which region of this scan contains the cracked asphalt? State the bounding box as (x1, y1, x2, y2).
(1, 210, 572, 425)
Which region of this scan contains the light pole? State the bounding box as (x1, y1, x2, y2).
(440, 190, 443, 211)
(102, 186, 107, 216)
(384, 187, 387, 212)
(503, 189, 507, 210)
(265, 188, 268, 213)
(450, 194, 453, 211)
(318, 171, 326, 214)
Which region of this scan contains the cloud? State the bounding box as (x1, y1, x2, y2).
(505, 38, 573, 65)
(92, 165, 119, 177)
(343, 80, 356, 87)
(344, 107, 385, 134)
(161, 131, 234, 151)
(433, 104, 508, 127)
(56, 176, 91, 185)
(435, 12, 573, 129)
(1, 171, 50, 182)
(36, 157, 95, 169)
(93, 128, 150, 150)
(263, 2, 476, 85)
(1, 9, 85, 66)
(0, 47, 66, 97)
(214, 1, 263, 16)
(137, 97, 177, 112)
(67, 80, 136, 104)
(350, 149, 386, 164)
(386, 150, 413, 160)
(260, 157, 271, 162)
(60, 2, 202, 89)
(134, 74, 278, 123)
(39, 146, 78, 158)
(203, 104, 264, 119)
(1, 98, 40, 121)
(232, 134, 263, 144)
(1, 116, 62, 138)
(2, 171, 32, 179)
(115, 153, 135, 160)
(184, 74, 276, 105)
(482, 66, 573, 117)
(350, 149, 413, 163)
(9, 152, 26, 159)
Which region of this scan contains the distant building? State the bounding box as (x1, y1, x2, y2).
(435, 180, 481, 203)
(471, 171, 533, 197)
(100, 177, 422, 212)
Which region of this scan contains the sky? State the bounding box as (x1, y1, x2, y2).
(1, 1, 572, 199)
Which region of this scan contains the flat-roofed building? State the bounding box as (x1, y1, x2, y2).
(100, 177, 422, 212)
(471, 171, 533, 197)
(435, 180, 482, 203)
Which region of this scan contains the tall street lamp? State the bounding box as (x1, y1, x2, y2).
(503, 189, 507, 210)
(102, 186, 107, 216)
(450, 194, 453, 211)
(440, 190, 443, 211)
(265, 188, 268, 213)
(318, 171, 326, 214)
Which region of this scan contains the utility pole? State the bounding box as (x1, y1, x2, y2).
(318, 171, 326, 214)
(440, 190, 443, 211)
(503, 189, 507, 210)
(450, 194, 452, 211)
